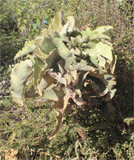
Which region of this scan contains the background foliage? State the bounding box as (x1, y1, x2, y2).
(0, 0, 134, 159)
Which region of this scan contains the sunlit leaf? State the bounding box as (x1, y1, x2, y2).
(94, 26, 113, 33)
(14, 40, 36, 60)
(33, 58, 46, 96)
(11, 59, 33, 105)
(52, 38, 70, 59)
(40, 37, 56, 54)
(48, 12, 62, 32)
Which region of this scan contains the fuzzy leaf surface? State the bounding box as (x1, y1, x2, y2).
(11, 59, 33, 105)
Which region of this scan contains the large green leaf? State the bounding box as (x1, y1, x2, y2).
(95, 42, 113, 61)
(40, 37, 70, 59)
(45, 49, 61, 70)
(74, 60, 96, 72)
(64, 56, 76, 70)
(71, 35, 89, 46)
(40, 37, 56, 54)
(81, 41, 97, 48)
(14, 40, 36, 60)
(10, 59, 33, 105)
(42, 87, 65, 109)
(52, 38, 70, 59)
(85, 42, 113, 69)
(81, 27, 110, 41)
(33, 58, 46, 96)
(42, 89, 60, 101)
(50, 31, 69, 42)
(94, 26, 113, 33)
(33, 36, 47, 60)
(48, 12, 62, 32)
(34, 46, 47, 60)
(25, 75, 56, 98)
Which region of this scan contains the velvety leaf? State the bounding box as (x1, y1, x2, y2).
(40, 37, 56, 54)
(48, 12, 62, 32)
(74, 60, 96, 72)
(33, 58, 46, 96)
(34, 46, 47, 60)
(90, 56, 99, 67)
(85, 42, 113, 69)
(64, 56, 76, 70)
(81, 41, 97, 48)
(26, 73, 56, 98)
(11, 59, 33, 105)
(14, 40, 36, 60)
(92, 32, 111, 40)
(50, 31, 69, 42)
(94, 26, 113, 33)
(71, 35, 89, 46)
(81, 28, 110, 40)
(95, 42, 113, 61)
(57, 63, 64, 74)
(28, 54, 36, 64)
(81, 27, 91, 36)
(73, 72, 85, 89)
(59, 33, 69, 42)
(45, 49, 61, 69)
(62, 88, 72, 111)
(52, 38, 70, 59)
(61, 22, 70, 35)
(42, 89, 60, 101)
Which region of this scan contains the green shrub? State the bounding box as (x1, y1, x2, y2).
(10, 12, 117, 140)
(0, 0, 133, 159)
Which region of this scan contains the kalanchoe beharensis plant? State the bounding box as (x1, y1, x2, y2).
(10, 12, 117, 140)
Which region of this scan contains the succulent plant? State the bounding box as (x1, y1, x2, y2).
(10, 12, 117, 139)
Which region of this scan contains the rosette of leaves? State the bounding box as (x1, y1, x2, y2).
(10, 12, 117, 140)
